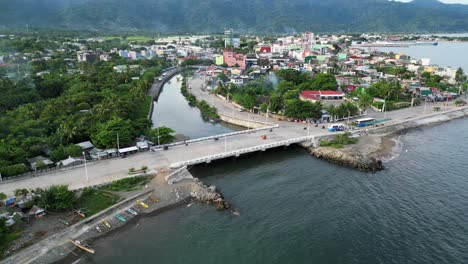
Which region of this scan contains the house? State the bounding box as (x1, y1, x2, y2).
(27, 156, 54, 170)
(76, 141, 94, 151)
(89, 148, 108, 160)
(136, 141, 149, 151)
(59, 157, 83, 167)
(118, 146, 139, 156)
(300, 90, 345, 103)
(29, 205, 46, 218)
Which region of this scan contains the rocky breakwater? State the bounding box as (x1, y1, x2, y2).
(310, 146, 384, 172)
(190, 179, 231, 210)
(308, 135, 386, 172)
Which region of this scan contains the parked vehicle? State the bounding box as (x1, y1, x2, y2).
(356, 118, 376, 127)
(328, 124, 345, 132)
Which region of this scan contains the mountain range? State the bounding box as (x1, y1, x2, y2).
(1, 0, 468, 33)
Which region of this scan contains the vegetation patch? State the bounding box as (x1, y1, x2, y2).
(75, 189, 120, 217)
(180, 77, 219, 120)
(320, 132, 358, 148)
(0, 221, 22, 259)
(103, 176, 152, 192)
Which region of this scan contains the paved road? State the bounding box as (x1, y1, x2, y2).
(0, 73, 462, 195)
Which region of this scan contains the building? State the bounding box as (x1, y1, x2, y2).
(215, 55, 224, 65)
(223, 49, 246, 70)
(224, 28, 234, 48)
(27, 156, 54, 170)
(299, 90, 345, 103)
(77, 51, 98, 63)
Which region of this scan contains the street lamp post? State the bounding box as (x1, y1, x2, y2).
(224, 136, 227, 152)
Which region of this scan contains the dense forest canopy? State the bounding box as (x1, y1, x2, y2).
(1, 0, 468, 33)
(0, 37, 170, 177)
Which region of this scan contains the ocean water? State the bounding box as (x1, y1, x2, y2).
(376, 42, 468, 70)
(78, 117, 468, 264)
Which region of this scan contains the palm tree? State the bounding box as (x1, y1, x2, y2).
(358, 92, 373, 115)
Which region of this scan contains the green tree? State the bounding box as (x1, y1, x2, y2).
(269, 94, 283, 113)
(358, 92, 373, 114)
(38, 185, 75, 211)
(50, 144, 83, 162)
(456, 67, 467, 84)
(310, 73, 338, 91)
(92, 117, 135, 149)
(146, 127, 176, 145)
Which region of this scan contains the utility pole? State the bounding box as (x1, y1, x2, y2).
(117, 133, 120, 155)
(423, 100, 427, 115)
(83, 152, 89, 182)
(157, 127, 161, 146)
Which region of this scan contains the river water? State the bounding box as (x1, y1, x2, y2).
(151, 75, 238, 139)
(376, 41, 468, 70)
(73, 71, 468, 263)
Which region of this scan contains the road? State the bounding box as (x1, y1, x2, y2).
(0, 72, 462, 195)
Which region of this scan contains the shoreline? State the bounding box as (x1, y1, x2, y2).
(307, 105, 468, 171)
(1, 169, 231, 264)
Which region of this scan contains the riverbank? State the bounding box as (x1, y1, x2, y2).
(1, 169, 230, 264)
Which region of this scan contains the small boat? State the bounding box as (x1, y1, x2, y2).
(127, 208, 138, 216)
(103, 220, 111, 229)
(149, 196, 159, 203)
(70, 239, 95, 254)
(136, 200, 149, 208)
(75, 209, 86, 218)
(114, 213, 126, 222)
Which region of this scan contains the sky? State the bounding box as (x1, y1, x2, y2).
(394, 0, 468, 3)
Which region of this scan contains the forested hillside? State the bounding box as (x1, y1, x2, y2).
(1, 0, 468, 33)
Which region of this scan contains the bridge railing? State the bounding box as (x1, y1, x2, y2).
(152, 124, 279, 150)
(169, 135, 315, 168)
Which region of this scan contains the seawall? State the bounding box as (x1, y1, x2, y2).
(2, 168, 228, 264)
(147, 67, 184, 120)
(219, 113, 274, 129)
(306, 106, 468, 171)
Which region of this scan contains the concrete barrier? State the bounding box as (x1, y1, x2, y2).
(219, 113, 274, 129)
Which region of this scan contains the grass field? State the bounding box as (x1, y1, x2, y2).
(126, 36, 154, 42)
(75, 189, 120, 217)
(103, 176, 152, 192)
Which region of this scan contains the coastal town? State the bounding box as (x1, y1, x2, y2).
(1, 30, 468, 262)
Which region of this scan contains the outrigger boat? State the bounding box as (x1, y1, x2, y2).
(69, 239, 95, 254)
(127, 208, 138, 215)
(103, 220, 111, 228)
(136, 200, 149, 208)
(114, 213, 126, 222)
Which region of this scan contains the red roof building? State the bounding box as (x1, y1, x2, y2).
(259, 46, 272, 53)
(299, 90, 345, 102)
